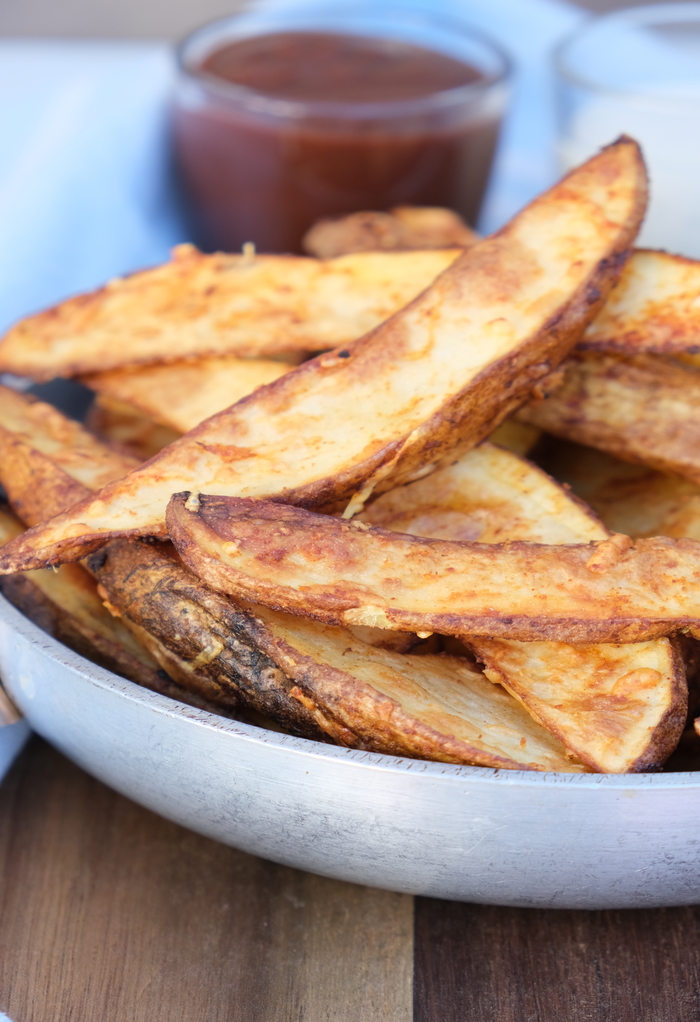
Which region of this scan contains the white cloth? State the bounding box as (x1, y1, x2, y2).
(0, 0, 583, 782)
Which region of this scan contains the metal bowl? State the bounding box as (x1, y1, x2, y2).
(2, 593, 699, 910)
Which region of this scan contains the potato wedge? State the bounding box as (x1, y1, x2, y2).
(518, 352, 700, 485)
(86, 395, 181, 461)
(0, 383, 137, 490)
(0, 384, 136, 525)
(582, 249, 700, 357)
(83, 355, 291, 434)
(0, 246, 462, 380)
(0, 503, 227, 712)
(357, 441, 605, 544)
(167, 492, 700, 643)
(89, 538, 582, 770)
(0, 139, 648, 571)
(475, 637, 684, 773)
(541, 438, 700, 541)
(302, 205, 479, 258)
(361, 442, 686, 772)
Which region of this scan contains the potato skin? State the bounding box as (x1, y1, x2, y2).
(88, 539, 328, 740)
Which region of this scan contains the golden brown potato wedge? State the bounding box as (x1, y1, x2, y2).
(0, 383, 137, 489)
(86, 395, 181, 461)
(582, 249, 700, 357)
(357, 440, 605, 544)
(361, 442, 686, 772)
(83, 355, 291, 434)
(0, 246, 461, 380)
(167, 491, 700, 644)
(302, 205, 479, 258)
(0, 503, 225, 711)
(0, 139, 648, 571)
(89, 538, 582, 770)
(476, 637, 685, 773)
(541, 438, 700, 541)
(0, 385, 136, 525)
(518, 352, 700, 486)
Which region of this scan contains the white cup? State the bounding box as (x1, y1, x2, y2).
(556, 3, 700, 257)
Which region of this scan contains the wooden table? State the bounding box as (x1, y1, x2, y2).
(1, 736, 699, 1021)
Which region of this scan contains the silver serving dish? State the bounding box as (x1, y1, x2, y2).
(2, 593, 699, 910)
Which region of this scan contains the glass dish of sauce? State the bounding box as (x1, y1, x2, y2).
(173, 7, 510, 253)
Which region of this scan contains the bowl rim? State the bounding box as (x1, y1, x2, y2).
(3, 593, 699, 792)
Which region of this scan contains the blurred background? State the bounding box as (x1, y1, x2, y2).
(0, 0, 672, 38)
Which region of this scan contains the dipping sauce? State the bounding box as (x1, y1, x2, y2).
(173, 29, 507, 253)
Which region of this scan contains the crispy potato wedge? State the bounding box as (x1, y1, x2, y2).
(0, 383, 137, 489)
(541, 438, 700, 541)
(0, 139, 648, 571)
(582, 249, 700, 356)
(362, 443, 686, 771)
(357, 441, 605, 544)
(86, 395, 181, 461)
(167, 492, 700, 643)
(0, 503, 189, 701)
(476, 637, 685, 773)
(302, 206, 479, 258)
(0, 246, 462, 380)
(518, 352, 700, 485)
(83, 355, 291, 434)
(89, 539, 582, 770)
(0, 385, 136, 525)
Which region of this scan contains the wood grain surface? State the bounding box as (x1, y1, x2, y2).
(0, 738, 413, 1022)
(414, 897, 700, 1022)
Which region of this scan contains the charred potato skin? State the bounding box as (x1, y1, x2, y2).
(88, 539, 329, 741)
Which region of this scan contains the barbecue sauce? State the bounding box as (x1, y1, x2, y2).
(173, 31, 502, 253)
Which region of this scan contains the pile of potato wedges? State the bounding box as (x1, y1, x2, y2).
(2, 135, 700, 774)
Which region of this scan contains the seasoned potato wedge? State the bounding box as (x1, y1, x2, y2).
(89, 538, 583, 770)
(0, 383, 137, 489)
(582, 249, 700, 356)
(167, 492, 700, 643)
(357, 441, 605, 544)
(0, 246, 461, 380)
(0, 139, 648, 571)
(362, 442, 686, 772)
(86, 395, 181, 461)
(541, 438, 700, 541)
(519, 352, 700, 485)
(475, 637, 685, 773)
(0, 503, 217, 708)
(83, 355, 291, 434)
(302, 205, 479, 258)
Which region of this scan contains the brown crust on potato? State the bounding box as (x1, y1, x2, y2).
(518, 352, 700, 486)
(167, 493, 700, 644)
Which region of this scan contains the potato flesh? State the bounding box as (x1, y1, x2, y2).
(83, 355, 291, 434)
(358, 441, 605, 545)
(0, 139, 648, 571)
(249, 605, 583, 771)
(583, 249, 700, 355)
(361, 443, 685, 772)
(0, 247, 462, 380)
(0, 383, 136, 490)
(541, 439, 700, 541)
(519, 352, 700, 486)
